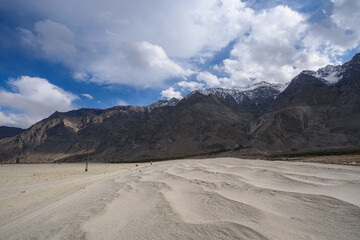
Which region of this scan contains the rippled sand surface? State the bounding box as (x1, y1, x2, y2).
(1, 158, 359, 239)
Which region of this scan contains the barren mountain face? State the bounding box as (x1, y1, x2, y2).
(1, 53, 359, 163)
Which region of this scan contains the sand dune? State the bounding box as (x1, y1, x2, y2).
(1, 158, 359, 239)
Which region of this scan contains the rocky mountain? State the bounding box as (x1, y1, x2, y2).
(0, 53, 359, 163)
(0, 126, 25, 139)
(251, 53, 360, 153)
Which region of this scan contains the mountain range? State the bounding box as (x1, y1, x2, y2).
(0, 53, 359, 163)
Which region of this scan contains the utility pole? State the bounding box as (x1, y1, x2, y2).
(46, 139, 93, 172)
(85, 140, 90, 172)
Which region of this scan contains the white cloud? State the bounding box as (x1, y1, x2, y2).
(160, 87, 182, 100)
(196, 71, 222, 87)
(300, 1, 360, 60)
(81, 93, 93, 100)
(19, 20, 76, 63)
(215, 6, 334, 86)
(124, 41, 186, 74)
(0, 76, 78, 128)
(177, 81, 204, 91)
(87, 41, 193, 87)
(317, 0, 360, 54)
(331, 0, 360, 33)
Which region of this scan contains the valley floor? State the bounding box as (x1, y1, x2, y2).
(0, 158, 359, 239)
(288, 154, 360, 166)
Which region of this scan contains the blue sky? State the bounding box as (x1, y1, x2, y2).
(0, 0, 359, 128)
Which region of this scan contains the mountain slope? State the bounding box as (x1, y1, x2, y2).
(0, 94, 254, 163)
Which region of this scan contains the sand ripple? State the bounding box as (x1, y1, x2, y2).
(83, 158, 360, 240)
(1, 159, 359, 239)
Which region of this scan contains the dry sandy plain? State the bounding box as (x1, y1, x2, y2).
(0, 158, 359, 240)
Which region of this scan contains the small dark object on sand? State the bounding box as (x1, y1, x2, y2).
(136, 164, 138, 167)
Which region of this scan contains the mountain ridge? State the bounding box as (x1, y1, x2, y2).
(0, 126, 25, 139)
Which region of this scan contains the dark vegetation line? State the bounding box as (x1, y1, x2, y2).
(59, 146, 360, 163)
(268, 146, 360, 159)
(58, 146, 245, 163)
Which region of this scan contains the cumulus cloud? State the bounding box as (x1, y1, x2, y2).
(161, 87, 182, 100)
(87, 41, 193, 87)
(123, 42, 184, 73)
(220, 6, 325, 85)
(177, 81, 204, 91)
(196, 72, 222, 87)
(81, 93, 93, 100)
(0, 76, 78, 128)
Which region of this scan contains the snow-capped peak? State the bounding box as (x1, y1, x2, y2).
(241, 81, 275, 91)
(147, 98, 180, 111)
(301, 64, 344, 85)
(196, 81, 288, 104)
(147, 82, 289, 111)
(248, 81, 289, 92)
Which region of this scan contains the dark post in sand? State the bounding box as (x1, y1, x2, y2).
(85, 140, 91, 172)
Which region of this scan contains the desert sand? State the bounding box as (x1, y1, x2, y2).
(0, 158, 359, 240)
